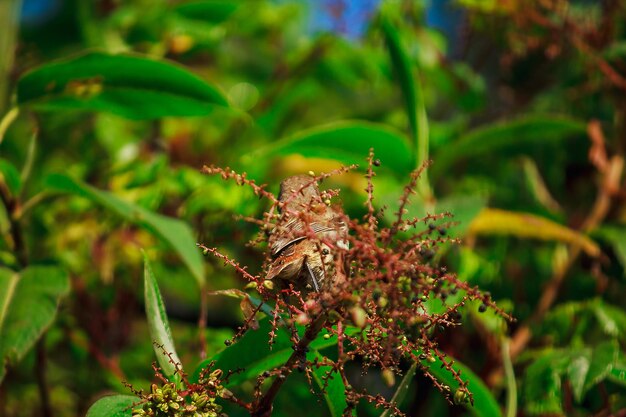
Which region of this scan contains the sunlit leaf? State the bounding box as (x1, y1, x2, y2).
(468, 209, 601, 257)
(245, 121, 413, 178)
(45, 174, 205, 287)
(432, 116, 586, 178)
(86, 395, 137, 417)
(144, 254, 182, 378)
(17, 52, 228, 119)
(0, 266, 69, 382)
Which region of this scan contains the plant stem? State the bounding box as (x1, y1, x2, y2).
(502, 339, 517, 417)
(0, 106, 19, 146)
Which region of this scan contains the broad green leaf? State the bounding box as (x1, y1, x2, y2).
(419, 353, 502, 417)
(244, 121, 413, 178)
(45, 174, 204, 287)
(0, 159, 21, 196)
(524, 351, 567, 416)
(379, 16, 428, 168)
(86, 395, 137, 417)
(0, 266, 69, 382)
(583, 339, 619, 395)
(432, 116, 586, 178)
(173, 1, 239, 24)
(311, 351, 350, 417)
(144, 255, 182, 378)
(468, 209, 600, 258)
(380, 362, 417, 417)
(17, 52, 228, 119)
(192, 318, 357, 385)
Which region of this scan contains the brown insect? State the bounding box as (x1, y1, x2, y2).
(267, 175, 347, 291)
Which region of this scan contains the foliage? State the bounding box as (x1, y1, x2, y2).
(0, 0, 625, 416)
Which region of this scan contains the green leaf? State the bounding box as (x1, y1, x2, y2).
(244, 121, 413, 178)
(311, 351, 350, 417)
(173, 0, 239, 24)
(86, 395, 138, 417)
(379, 16, 428, 168)
(607, 355, 626, 388)
(566, 348, 591, 403)
(144, 255, 182, 378)
(45, 174, 205, 287)
(419, 353, 502, 417)
(582, 339, 619, 395)
(592, 300, 626, 339)
(432, 116, 586, 179)
(192, 318, 357, 385)
(524, 350, 568, 415)
(0, 159, 21, 196)
(380, 362, 417, 417)
(468, 209, 601, 258)
(17, 52, 228, 119)
(0, 266, 69, 382)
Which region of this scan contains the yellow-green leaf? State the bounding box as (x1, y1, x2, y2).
(469, 209, 600, 257)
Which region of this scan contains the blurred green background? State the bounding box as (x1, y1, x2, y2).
(1, 0, 625, 416)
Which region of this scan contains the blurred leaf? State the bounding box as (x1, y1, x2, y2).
(608, 354, 626, 388)
(245, 121, 413, 178)
(432, 116, 586, 178)
(173, 0, 239, 24)
(419, 352, 502, 417)
(594, 226, 626, 275)
(566, 348, 591, 403)
(86, 395, 137, 417)
(437, 194, 488, 237)
(311, 351, 350, 417)
(45, 174, 205, 287)
(520, 157, 562, 213)
(17, 52, 228, 119)
(582, 339, 619, 395)
(380, 15, 427, 168)
(380, 362, 417, 417)
(0, 159, 21, 196)
(0, 266, 69, 382)
(468, 209, 601, 257)
(524, 350, 567, 415)
(144, 254, 182, 378)
(592, 300, 626, 339)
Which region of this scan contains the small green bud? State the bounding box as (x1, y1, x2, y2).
(453, 389, 469, 405)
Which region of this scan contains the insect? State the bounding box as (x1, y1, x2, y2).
(267, 175, 347, 291)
